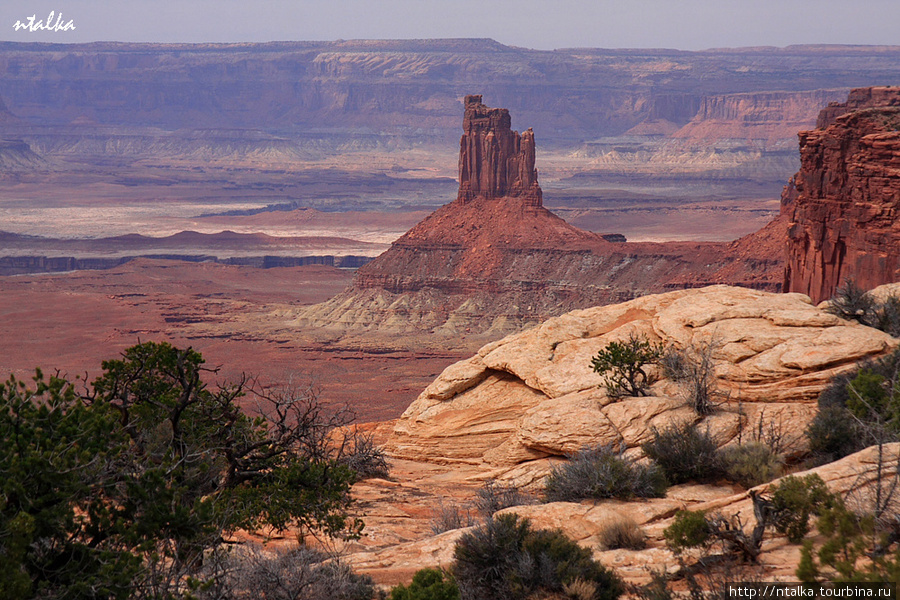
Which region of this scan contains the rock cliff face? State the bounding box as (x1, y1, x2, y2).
(672, 89, 848, 146)
(297, 98, 786, 335)
(783, 87, 900, 303)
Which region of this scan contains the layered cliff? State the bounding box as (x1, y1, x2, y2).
(297, 97, 785, 335)
(783, 87, 900, 302)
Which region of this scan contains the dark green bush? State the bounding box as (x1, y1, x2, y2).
(663, 510, 711, 554)
(807, 348, 900, 463)
(719, 442, 784, 488)
(591, 334, 662, 397)
(453, 513, 623, 600)
(826, 280, 875, 324)
(642, 423, 723, 485)
(390, 568, 460, 600)
(544, 445, 667, 502)
(805, 405, 865, 463)
(770, 474, 834, 544)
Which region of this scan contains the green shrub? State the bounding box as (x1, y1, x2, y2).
(597, 517, 646, 551)
(544, 445, 667, 502)
(807, 348, 900, 463)
(642, 423, 723, 485)
(805, 405, 865, 463)
(591, 334, 662, 397)
(390, 568, 460, 600)
(719, 443, 784, 488)
(453, 513, 623, 600)
(663, 510, 711, 554)
(770, 474, 834, 544)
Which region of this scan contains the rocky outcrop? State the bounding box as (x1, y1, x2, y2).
(456, 95, 541, 205)
(385, 285, 898, 469)
(784, 87, 900, 303)
(297, 97, 787, 335)
(347, 443, 900, 585)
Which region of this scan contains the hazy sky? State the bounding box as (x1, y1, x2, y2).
(1, 0, 898, 50)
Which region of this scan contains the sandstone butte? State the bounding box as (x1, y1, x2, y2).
(296, 95, 786, 336)
(340, 283, 900, 587)
(784, 86, 900, 303)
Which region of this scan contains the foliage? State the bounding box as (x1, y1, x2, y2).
(390, 568, 460, 600)
(642, 422, 723, 485)
(473, 479, 533, 518)
(597, 517, 646, 551)
(661, 341, 721, 415)
(195, 546, 375, 600)
(719, 442, 784, 488)
(807, 348, 900, 463)
(452, 513, 623, 600)
(590, 334, 662, 397)
(795, 444, 900, 587)
(544, 445, 667, 502)
(770, 474, 834, 544)
(805, 405, 866, 464)
(0, 370, 136, 600)
(796, 496, 885, 585)
(0, 342, 365, 599)
(664, 510, 712, 554)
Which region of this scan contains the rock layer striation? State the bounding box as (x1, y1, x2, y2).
(298, 97, 786, 335)
(784, 87, 900, 302)
(386, 284, 899, 471)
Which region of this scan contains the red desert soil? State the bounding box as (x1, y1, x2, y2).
(0, 259, 468, 421)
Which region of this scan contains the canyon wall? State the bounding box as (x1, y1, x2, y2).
(784, 87, 900, 303)
(2, 41, 899, 146)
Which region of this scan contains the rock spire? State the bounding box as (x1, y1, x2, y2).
(456, 95, 542, 206)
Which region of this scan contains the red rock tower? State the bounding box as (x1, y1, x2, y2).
(456, 95, 542, 207)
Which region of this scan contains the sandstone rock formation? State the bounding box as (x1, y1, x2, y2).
(784, 87, 900, 303)
(297, 98, 787, 336)
(342, 283, 900, 585)
(348, 444, 900, 585)
(456, 95, 541, 205)
(385, 285, 897, 471)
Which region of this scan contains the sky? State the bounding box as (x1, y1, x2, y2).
(1, 0, 898, 50)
